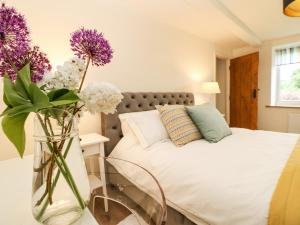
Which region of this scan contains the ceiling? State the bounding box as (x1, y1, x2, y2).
(118, 0, 300, 50)
(219, 0, 300, 41)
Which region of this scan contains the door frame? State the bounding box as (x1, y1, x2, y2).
(215, 54, 231, 123)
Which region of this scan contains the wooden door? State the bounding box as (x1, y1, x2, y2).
(230, 52, 259, 129)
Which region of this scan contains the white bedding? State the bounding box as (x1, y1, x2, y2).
(109, 128, 299, 225)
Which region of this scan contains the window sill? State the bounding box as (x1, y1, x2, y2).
(266, 105, 300, 109)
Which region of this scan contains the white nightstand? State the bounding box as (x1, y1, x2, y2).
(80, 133, 110, 212)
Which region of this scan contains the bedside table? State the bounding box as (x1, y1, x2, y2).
(80, 133, 110, 212)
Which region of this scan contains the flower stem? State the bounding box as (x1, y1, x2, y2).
(56, 151, 85, 209)
(35, 137, 74, 220)
(78, 57, 90, 92)
(35, 114, 85, 220)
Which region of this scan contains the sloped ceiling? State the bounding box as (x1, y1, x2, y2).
(117, 0, 300, 50)
(219, 0, 300, 41)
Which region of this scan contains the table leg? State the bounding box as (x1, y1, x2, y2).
(99, 143, 108, 212)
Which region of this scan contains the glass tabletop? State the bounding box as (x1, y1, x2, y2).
(88, 157, 167, 225)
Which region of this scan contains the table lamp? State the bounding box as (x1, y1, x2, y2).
(199, 82, 220, 104)
(200, 82, 220, 93)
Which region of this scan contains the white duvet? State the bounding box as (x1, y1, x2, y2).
(109, 128, 299, 225)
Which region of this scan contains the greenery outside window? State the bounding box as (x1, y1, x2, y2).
(273, 45, 300, 106)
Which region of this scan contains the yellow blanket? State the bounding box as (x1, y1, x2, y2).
(269, 138, 300, 225)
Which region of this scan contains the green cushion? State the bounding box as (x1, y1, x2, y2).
(186, 103, 232, 143)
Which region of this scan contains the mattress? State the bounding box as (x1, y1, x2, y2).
(108, 128, 298, 225)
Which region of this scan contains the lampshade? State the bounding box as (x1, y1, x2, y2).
(199, 82, 221, 94)
(284, 0, 300, 17)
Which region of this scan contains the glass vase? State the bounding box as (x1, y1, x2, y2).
(32, 108, 90, 225)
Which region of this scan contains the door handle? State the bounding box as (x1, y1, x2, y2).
(252, 89, 257, 98)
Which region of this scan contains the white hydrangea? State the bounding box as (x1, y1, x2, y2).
(80, 82, 123, 114)
(41, 57, 85, 90)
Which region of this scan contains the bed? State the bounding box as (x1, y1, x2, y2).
(101, 92, 299, 225)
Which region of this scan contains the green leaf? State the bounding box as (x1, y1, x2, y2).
(15, 63, 32, 99)
(28, 84, 51, 111)
(55, 90, 79, 101)
(47, 89, 69, 101)
(3, 75, 29, 107)
(15, 76, 29, 100)
(51, 99, 79, 106)
(2, 113, 29, 157)
(17, 63, 31, 93)
(1, 104, 35, 117)
(3, 94, 11, 107)
(1, 107, 11, 116)
(48, 89, 80, 106)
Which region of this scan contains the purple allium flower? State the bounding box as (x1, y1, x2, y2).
(0, 3, 30, 62)
(70, 28, 113, 66)
(0, 59, 16, 80)
(0, 46, 51, 82)
(25, 46, 52, 82)
(0, 4, 50, 82)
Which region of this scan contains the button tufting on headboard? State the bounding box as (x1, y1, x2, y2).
(101, 92, 195, 156)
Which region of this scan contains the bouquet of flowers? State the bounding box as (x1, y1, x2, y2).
(0, 3, 123, 224)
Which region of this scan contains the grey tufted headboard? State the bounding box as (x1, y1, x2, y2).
(101, 92, 195, 156)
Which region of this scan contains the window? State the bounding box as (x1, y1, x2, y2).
(273, 45, 300, 106)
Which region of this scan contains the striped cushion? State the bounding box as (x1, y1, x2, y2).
(156, 105, 202, 146)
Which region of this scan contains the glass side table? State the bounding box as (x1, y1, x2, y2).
(89, 157, 167, 225)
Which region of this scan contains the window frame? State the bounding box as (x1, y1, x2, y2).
(272, 42, 300, 107)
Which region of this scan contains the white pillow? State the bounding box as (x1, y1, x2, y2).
(119, 110, 169, 148)
(120, 117, 133, 136)
(109, 130, 139, 158)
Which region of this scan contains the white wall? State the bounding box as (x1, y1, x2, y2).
(258, 34, 300, 132)
(0, 0, 216, 160)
